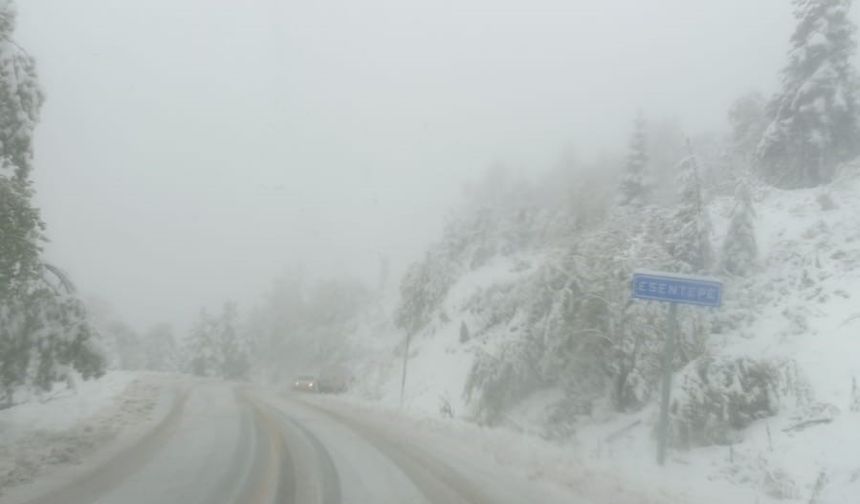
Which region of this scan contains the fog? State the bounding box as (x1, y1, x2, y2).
(16, 0, 801, 331)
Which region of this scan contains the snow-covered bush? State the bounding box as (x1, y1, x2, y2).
(723, 457, 801, 501)
(670, 356, 779, 448)
(463, 340, 541, 425)
(541, 394, 592, 440)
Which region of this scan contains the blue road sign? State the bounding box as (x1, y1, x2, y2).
(632, 271, 722, 307)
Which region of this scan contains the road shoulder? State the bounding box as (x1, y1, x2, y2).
(0, 372, 186, 504)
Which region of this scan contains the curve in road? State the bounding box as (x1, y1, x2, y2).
(8, 381, 581, 504)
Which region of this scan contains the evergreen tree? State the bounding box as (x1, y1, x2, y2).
(757, 0, 860, 188)
(143, 323, 179, 371)
(720, 181, 758, 276)
(110, 321, 145, 370)
(184, 304, 249, 380)
(665, 146, 713, 273)
(619, 112, 650, 206)
(185, 309, 220, 377)
(728, 92, 768, 164)
(217, 302, 249, 380)
(244, 271, 304, 383)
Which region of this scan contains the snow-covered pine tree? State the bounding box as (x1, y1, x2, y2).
(729, 92, 768, 165)
(720, 181, 758, 276)
(665, 146, 713, 273)
(143, 323, 179, 371)
(217, 302, 249, 380)
(185, 309, 220, 377)
(184, 304, 250, 379)
(110, 321, 145, 370)
(618, 112, 650, 206)
(244, 271, 305, 381)
(757, 0, 860, 188)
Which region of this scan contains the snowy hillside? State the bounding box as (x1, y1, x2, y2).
(369, 252, 549, 416)
(572, 169, 860, 503)
(348, 165, 860, 503)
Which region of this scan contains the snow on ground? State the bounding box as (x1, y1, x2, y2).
(0, 371, 173, 496)
(344, 170, 860, 503)
(705, 172, 860, 503)
(301, 391, 717, 504)
(0, 373, 136, 437)
(570, 173, 860, 503)
(353, 253, 545, 417)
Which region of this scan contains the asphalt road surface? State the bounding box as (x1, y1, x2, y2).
(5, 382, 581, 504)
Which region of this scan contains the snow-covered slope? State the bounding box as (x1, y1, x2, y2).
(366, 253, 546, 416)
(702, 172, 860, 502)
(729, 177, 860, 408)
(558, 171, 860, 504)
(354, 168, 860, 503)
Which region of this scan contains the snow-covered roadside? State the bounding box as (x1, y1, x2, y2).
(293, 392, 706, 504)
(332, 170, 860, 504)
(0, 372, 178, 497)
(322, 388, 855, 504)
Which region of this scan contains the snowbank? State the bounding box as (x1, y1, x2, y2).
(0, 372, 172, 496)
(302, 392, 727, 504)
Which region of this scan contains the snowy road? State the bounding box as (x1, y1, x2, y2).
(6, 382, 581, 504)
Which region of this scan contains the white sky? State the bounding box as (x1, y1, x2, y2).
(14, 0, 819, 331)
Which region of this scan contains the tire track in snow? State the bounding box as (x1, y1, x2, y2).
(293, 399, 491, 504)
(279, 414, 342, 504)
(242, 390, 345, 504)
(238, 390, 296, 504)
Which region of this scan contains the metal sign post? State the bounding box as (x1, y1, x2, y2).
(631, 270, 722, 466)
(656, 303, 677, 466)
(399, 331, 412, 408)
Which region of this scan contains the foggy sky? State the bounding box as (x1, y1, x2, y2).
(15, 0, 815, 332)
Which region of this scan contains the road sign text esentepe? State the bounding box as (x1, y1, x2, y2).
(631, 272, 722, 307)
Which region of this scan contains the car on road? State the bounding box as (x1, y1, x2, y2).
(293, 375, 318, 392)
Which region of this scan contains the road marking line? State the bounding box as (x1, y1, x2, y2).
(240, 396, 286, 504)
